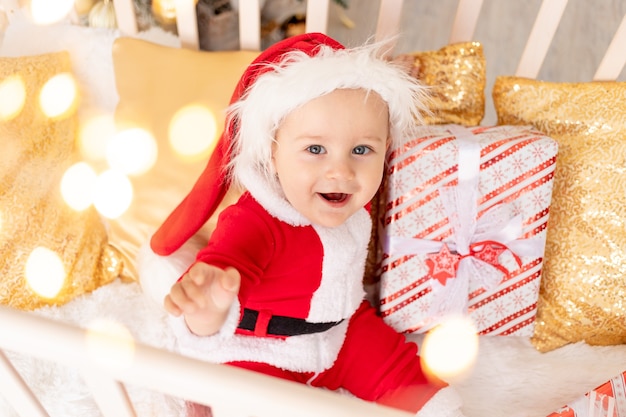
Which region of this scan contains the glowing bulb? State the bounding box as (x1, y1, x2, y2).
(0, 75, 26, 121)
(106, 128, 158, 176)
(30, 0, 75, 24)
(86, 319, 136, 371)
(39, 73, 77, 119)
(168, 104, 218, 160)
(78, 113, 117, 162)
(152, 0, 177, 26)
(420, 315, 479, 383)
(61, 162, 97, 211)
(93, 169, 133, 219)
(25, 247, 66, 299)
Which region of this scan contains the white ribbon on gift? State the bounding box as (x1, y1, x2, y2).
(383, 125, 546, 327)
(567, 391, 616, 417)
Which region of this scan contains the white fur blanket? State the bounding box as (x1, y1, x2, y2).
(2, 279, 625, 417)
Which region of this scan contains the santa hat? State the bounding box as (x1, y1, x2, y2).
(150, 32, 429, 256)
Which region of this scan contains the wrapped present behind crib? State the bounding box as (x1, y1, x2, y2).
(547, 370, 626, 417)
(377, 124, 558, 336)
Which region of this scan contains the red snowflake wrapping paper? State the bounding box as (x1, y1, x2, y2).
(377, 124, 558, 336)
(547, 370, 626, 417)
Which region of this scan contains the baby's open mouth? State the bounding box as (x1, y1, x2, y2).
(320, 193, 348, 203)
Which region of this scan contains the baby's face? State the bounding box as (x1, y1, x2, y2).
(272, 88, 389, 228)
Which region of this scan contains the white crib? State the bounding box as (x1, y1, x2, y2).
(1, 1, 625, 416)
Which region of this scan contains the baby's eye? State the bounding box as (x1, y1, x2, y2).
(307, 145, 325, 154)
(353, 145, 371, 155)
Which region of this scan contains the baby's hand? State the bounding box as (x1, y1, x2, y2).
(164, 262, 240, 336)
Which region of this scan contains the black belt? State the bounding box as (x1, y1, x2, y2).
(238, 308, 344, 336)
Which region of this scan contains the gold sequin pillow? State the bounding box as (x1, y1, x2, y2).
(395, 41, 486, 126)
(493, 76, 626, 352)
(0, 52, 122, 310)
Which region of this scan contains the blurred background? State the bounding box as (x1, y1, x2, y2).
(326, 0, 626, 124)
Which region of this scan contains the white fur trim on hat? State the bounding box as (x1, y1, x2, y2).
(227, 40, 430, 207)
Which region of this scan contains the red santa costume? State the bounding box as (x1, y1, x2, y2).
(139, 33, 467, 417)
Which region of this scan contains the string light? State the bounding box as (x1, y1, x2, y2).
(25, 247, 66, 299)
(420, 315, 479, 383)
(168, 104, 218, 161)
(93, 169, 133, 219)
(106, 128, 158, 176)
(78, 112, 117, 163)
(39, 72, 78, 119)
(29, 0, 75, 25)
(61, 162, 97, 211)
(0, 74, 26, 121)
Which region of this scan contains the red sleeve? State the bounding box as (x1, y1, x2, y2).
(195, 194, 275, 304)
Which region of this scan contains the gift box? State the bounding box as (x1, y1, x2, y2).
(377, 124, 558, 336)
(547, 370, 626, 417)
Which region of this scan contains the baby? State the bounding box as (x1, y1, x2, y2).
(141, 32, 467, 417)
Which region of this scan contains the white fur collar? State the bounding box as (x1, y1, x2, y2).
(238, 165, 310, 226)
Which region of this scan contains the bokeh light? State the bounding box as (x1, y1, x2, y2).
(93, 169, 133, 219)
(152, 0, 177, 24)
(78, 112, 117, 162)
(420, 315, 479, 383)
(61, 162, 97, 211)
(0, 74, 26, 121)
(106, 128, 158, 176)
(25, 246, 66, 299)
(168, 104, 218, 161)
(30, 0, 75, 25)
(39, 72, 78, 119)
(85, 319, 136, 371)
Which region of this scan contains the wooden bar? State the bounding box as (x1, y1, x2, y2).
(305, 0, 330, 34)
(515, 0, 569, 78)
(238, 0, 261, 51)
(449, 0, 484, 44)
(593, 13, 626, 80)
(175, 0, 200, 50)
(82, 372, 137, 417)
(374, 0, 404, 54)
(112, 0, 138, 35)
(0, 306, 412, 417)
(0, 351, 49, 417)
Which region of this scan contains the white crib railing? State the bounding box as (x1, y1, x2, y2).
(110, 0, 410, 51)
(514, 0, 626, 80)
(110, 0, 626, 80)
(0, 305, 413, 417)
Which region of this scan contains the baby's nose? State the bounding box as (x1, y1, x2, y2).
(326, 158, 355, 180)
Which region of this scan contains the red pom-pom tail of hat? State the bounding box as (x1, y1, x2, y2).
(150, 33, 345, 256)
